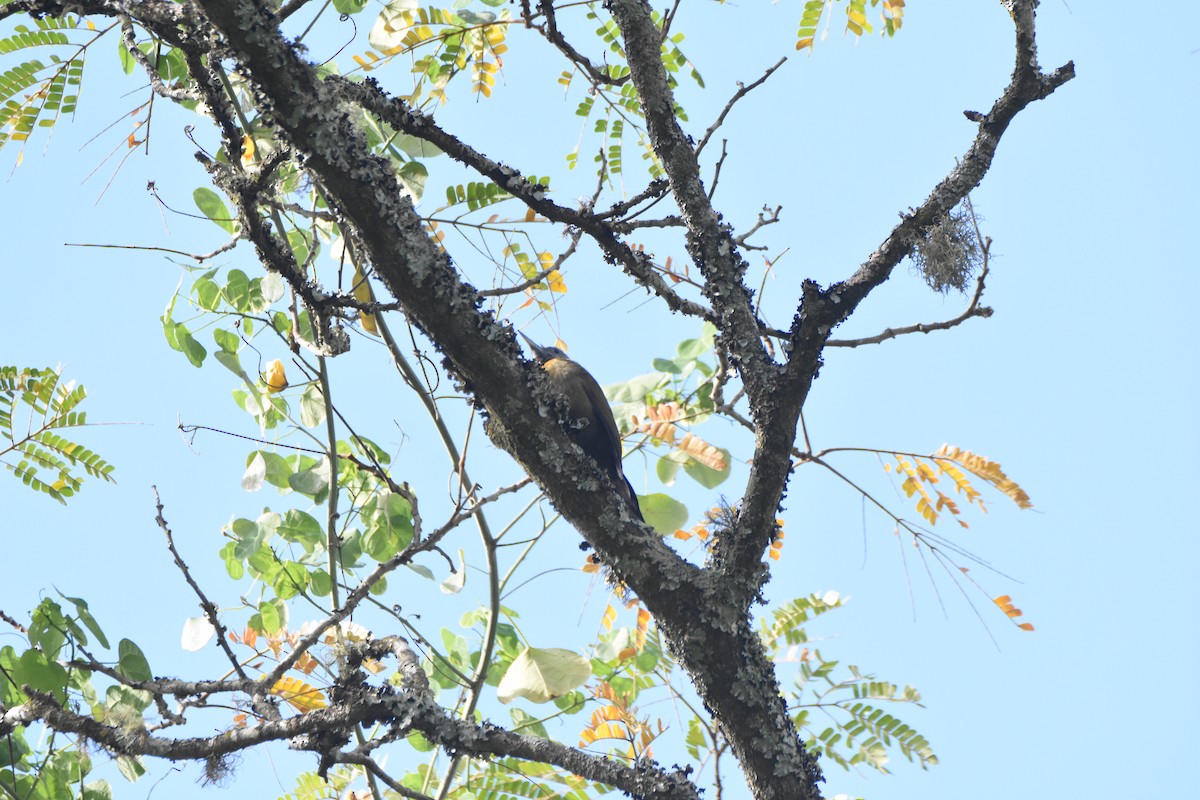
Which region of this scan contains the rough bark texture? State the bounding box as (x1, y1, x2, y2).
(0, 1, 1073, 799)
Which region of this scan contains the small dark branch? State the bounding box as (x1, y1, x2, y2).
(477, 266, 552, 297)
(414, 711, 702, 800)
(735, 205, 782, 250)
(828, 260, 992, 348)
(120, 17, 200, 100)
(707, 139, 728, 201)
(272, 201, 339, 222)
(533, 0, 629, 88)
(727, 0, 1073, 592)
(182, 43, 349, 356)
(0, 608, 27, 634)
(277, 0, 317, 22)
(618, 215, 685, 231)
(477, 228, 583, 297)
(432, 478, 533, 539)
(786, 0, 1073, 351)
(262, 545, 422, 686)
(152, 486, 252, 685)
(337, 752, 436, 800)
(62, 237, 238, 262)
(59, 659, 253, 699)
(607, 0, 772, 406)
(597, 177, 670, 220)
(334, 76, 714, 323)
(695, 57, 787, 158)
(3, 0, 187, 34)
(200, 154, 350, 356)
(660, 0, 683, 40)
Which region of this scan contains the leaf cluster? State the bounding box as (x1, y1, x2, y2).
(0, 366, 114, 503)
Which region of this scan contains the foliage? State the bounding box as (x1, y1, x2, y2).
(0, 366, 115, 503)
(0, 1, 1071, 800)
(0, 15, 91, 159)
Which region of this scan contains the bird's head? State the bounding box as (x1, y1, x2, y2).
(519, 331, 570, 364)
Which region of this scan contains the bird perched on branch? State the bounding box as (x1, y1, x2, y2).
(520, 332, 643, 523)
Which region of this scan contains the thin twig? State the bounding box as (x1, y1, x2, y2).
(695, 57, 787, 157)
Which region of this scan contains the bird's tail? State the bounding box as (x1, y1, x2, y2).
(621, 475, 645, 523)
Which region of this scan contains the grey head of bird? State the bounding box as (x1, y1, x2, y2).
(519, 331, 569, 364)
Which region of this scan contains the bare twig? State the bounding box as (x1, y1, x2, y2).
(695, 57, 788, 157)
(152, 486, 252, 684)
(827, 258, 992, 348)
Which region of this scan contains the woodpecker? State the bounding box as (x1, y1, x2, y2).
(520, 332, 643, 523)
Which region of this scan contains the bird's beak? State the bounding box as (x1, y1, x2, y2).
(519, 331, 549, 360)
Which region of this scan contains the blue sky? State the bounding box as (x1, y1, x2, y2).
(2, 2, 1197, 799)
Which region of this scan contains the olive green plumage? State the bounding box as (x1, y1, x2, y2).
(520, 332, 643, 523)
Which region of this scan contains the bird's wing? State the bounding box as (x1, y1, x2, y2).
(577, 369, 626, 473)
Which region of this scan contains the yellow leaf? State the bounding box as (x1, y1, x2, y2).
(271, 676, 326, 712)
(936, 445, 1033, 509)
(264, 359, 288, 393)
(547, 269, 567, 293)
(351, 267, 378, 335)
(635, 608, 651, 651)
(601, 604, 617, 631)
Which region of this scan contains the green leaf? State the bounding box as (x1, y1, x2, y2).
(509, 707, 549, 738)
(288, 457, 330, 499)
(213, 350, 247, 380)
(193, 277, 221, 311)
(682, 447, 731, 489)
(604, 372, 670, 403)
(333, 0, 368, 13)
(497, 647, 591, 704)
(219, 541, 245, 580)
(278, 509, 324, 550)
(652, 357, 682, 374)
(193, 187, 235, 234)
(223, 269, 251, 312)
(116, 639, 152, 682)
(677, 324, 716, 360)
(28, 599, 68, 657)
(309, 569, 333, 597)
(115, 755, 145, 782)
(117, 39, 136, 75)
(15, 648, 69, 700)
(656, 451, 685, 486)
(300, 383, 326, 428)
(272, 561, 309, 600)
(398, 160, 428, 201)
(213, 327, 240, 354)
(440, 549, 466, 594)
(63, 594, 109, 649)
(638, 493, 688, 535)
(258, 598, 286, 634)
(242, 451, 267, 491)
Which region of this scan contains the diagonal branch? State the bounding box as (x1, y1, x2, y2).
(605, 0, 775, 411)
(333, 77, 713, 324)
(721, 0, 1075, 588)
